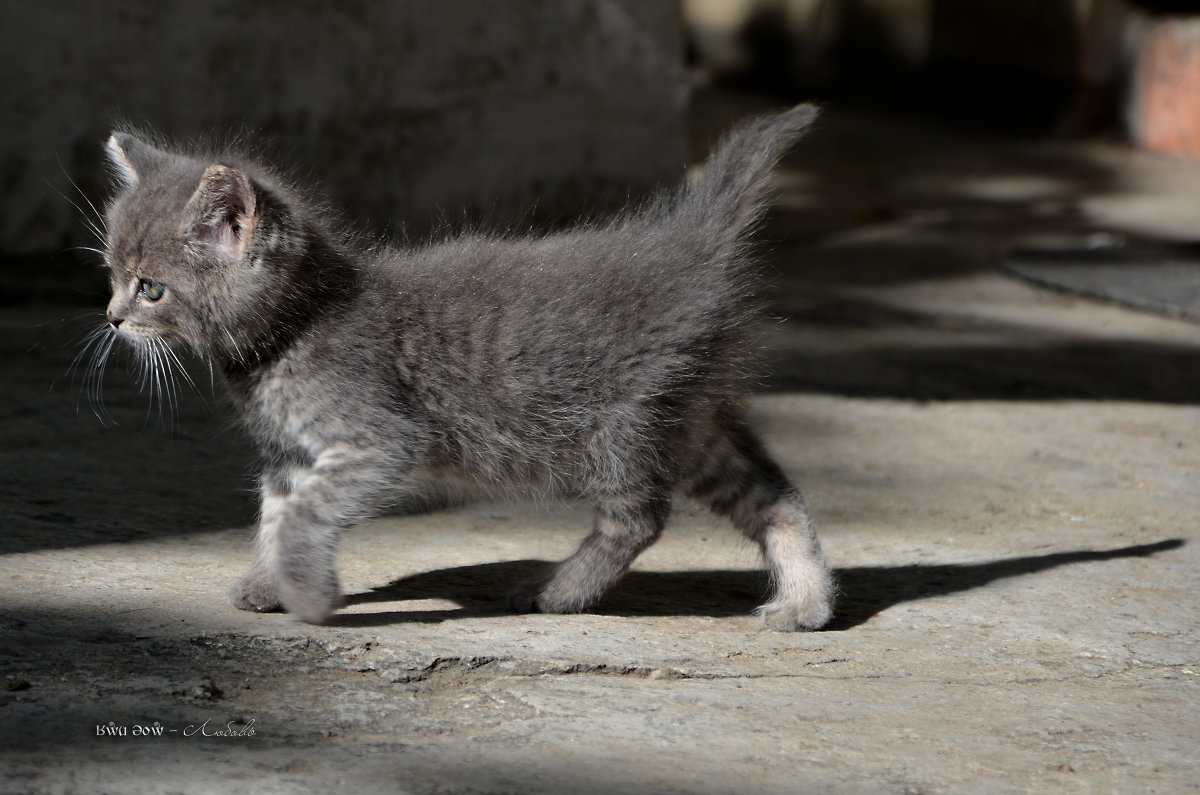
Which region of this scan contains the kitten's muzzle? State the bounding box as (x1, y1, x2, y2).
(106, 311, 124, 329)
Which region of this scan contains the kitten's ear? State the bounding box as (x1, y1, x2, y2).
(183, 165, 258, 264)
(105, 132, 167, 188)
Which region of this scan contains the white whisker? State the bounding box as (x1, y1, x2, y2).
(84, 330, 117, 426)
(223, 328, 245, 363)
(46, 178, 108, 249)
(65, 172, 109, 237)
(149, 340, 167, 428)
(52, 157, 110, 244)
(66, 245, 106, 258)
(161, 342, 199, 393)
(154, 338, 181, 429)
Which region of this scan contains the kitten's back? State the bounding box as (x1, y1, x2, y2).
(361, 106, 820, 490)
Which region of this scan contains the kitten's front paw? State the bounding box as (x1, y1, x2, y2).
(757, 597, 833, 632)
(275, 569, 342, 624)
(230, 570, 283, 613)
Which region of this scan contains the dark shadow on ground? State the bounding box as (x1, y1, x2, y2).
(763, 339, 1200, 402)
(332, 538, 1184, 630)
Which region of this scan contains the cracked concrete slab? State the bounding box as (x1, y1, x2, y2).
(3, 91, 1200, 793)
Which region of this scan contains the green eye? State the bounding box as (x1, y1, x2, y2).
(139, 277, 165, 301)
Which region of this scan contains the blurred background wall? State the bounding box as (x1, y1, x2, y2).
(688, 0, 1091, 120)
(2, 0, 1196, 260)
(0, 0, 686, 256)
(686, 0, 1200, 145)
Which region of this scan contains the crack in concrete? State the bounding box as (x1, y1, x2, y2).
(371, 655, 880, 687)
(384, 656, 700, 685)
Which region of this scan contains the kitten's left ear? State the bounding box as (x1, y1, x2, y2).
(106, 132, 169, 188)
(183, 165, 258, 264)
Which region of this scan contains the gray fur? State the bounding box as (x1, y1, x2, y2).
(95, 105, 834, 630)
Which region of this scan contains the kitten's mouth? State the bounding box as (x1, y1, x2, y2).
(114, 322, 181, 346)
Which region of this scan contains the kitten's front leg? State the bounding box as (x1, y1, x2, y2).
(235, 446, 392, 623)
(229, 468, 292, 613)
(275, 446, 396, 623)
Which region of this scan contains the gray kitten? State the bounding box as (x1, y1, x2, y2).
(96, 105, 834, 631)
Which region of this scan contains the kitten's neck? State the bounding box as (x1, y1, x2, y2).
(217, 229, 358, 378)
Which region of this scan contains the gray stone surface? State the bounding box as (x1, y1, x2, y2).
(3, 91, 1200, 792)
(0, 0, 684, 254)
(1005, 243, 1200, 321)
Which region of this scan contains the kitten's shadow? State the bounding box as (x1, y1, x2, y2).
(330, 538, 1184, 630)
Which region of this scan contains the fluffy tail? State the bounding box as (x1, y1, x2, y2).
(679, 103, 819, 256)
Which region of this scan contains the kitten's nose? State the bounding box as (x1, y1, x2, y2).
(106, 312, 124, 328)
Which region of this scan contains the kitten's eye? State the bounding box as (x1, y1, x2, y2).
(139, 277, 165, 302)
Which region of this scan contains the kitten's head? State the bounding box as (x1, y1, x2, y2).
(99, 132, 325, 367)
(75, 131, 332, 423)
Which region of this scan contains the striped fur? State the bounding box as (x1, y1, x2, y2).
(96, 105, 834, 630)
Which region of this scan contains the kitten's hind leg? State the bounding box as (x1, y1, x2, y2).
(510, 487, 671, 615)
(690, 409, 834, 631)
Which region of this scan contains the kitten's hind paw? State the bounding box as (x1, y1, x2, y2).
(507, 578, 593, 615)
(507, 582, 545, 614)
(230, 571, 283, 613)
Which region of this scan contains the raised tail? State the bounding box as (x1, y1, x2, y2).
(678, 103, 819, 255)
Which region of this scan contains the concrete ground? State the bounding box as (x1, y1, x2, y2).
(2, 91, 1199, 793)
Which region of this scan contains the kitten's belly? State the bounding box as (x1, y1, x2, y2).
(412, 455, 579, 501)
